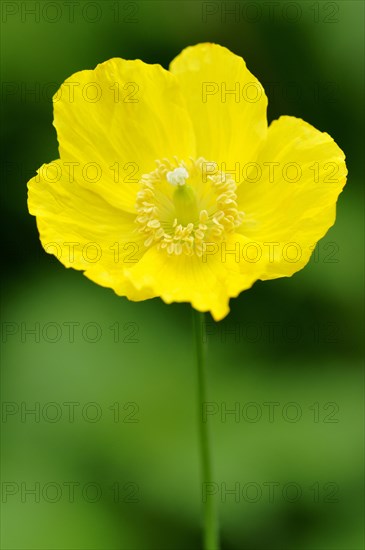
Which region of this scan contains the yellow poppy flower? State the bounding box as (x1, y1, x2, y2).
(28, 43, 347, 320)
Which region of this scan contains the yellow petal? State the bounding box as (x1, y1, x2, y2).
(236, 116, 347, 279)
(53, 58, 196, 213)
(28, 159, 144, 294)
(170, 43, 267, 168)
(123, 234, 261, 321)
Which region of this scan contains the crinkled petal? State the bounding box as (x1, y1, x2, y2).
(123, 235, 262, 321)
(236, 116, 347, 279)
(28, 160, 145, 294)
(170, 43, 268, 168)
(53, 57, 196, 213)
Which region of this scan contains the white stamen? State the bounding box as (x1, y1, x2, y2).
(136, 157, 245, 257)
(166, 167, 189, 186)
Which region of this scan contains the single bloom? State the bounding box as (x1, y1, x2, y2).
(28, 43, 347, 320)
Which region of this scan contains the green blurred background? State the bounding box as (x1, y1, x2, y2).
(1, 1, 364, 549)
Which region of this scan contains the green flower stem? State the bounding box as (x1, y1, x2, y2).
(193, 309, 220, 550)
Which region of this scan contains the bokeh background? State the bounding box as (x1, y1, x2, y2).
(1, 1, 364, 549)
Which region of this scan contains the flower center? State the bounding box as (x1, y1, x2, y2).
(135, 157, 244, 256)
